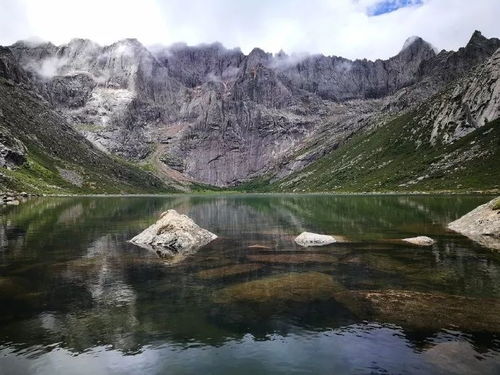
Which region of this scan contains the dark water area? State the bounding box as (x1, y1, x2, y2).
(0, 194, 499, 374)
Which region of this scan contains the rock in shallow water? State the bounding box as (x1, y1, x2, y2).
(214, 272, 342, 304)
(247, 253, 338, 264)
(295, 232, 336, 247)
(130, 209, 217, 259)
(402, 236, 436, 246)
(448, 197, 500, 250)
(215, 272, 500, 332)
(335, 289, 500, 333)
(197, 264, 263, 279)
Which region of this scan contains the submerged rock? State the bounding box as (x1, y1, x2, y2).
(248, 244, 273, 249)
(333, 289, 500, 333)
(212, 269, 500, 333)
(247, 253, 338, 264)
(295, 232, 336, 247)
(448, 197, 500, 250)
(214, 272, 342, 304)
(0, 276, 27, 297)
(130, 209, 217, 259)
(197, 263, 263, 279)
(402, 236, 436, 246)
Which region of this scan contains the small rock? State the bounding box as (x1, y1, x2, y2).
(6, 199, 19, 206)
(402, 236, 436, 246)
(295, 232, 336, 247)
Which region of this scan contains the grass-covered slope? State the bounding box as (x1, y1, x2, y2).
(0, 78, 178, 194)
(266, 111, 500, 193)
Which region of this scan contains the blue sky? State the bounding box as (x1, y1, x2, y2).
(369, 0, 423, 16)
(0, 0, 498, 60)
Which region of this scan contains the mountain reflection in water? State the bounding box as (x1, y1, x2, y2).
(0, 194, 499, 375)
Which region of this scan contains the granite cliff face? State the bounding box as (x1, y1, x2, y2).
(0, 46, 174, 193)
(2, 31, 500, 189)
(424, 48, 500, 144)
(271, 46, 500, 193)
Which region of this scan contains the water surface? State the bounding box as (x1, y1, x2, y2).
(1, 194, 499, 374)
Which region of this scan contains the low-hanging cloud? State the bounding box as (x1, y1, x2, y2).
(270, 52, 312, 70)
(24, 56, 68, 78)
(1, 0, 499, 60)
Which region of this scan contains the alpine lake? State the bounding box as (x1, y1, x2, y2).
(1, 194, 499, 375)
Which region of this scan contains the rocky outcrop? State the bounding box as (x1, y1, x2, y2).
(0, 70, 172, 193)
(448, 197, 500, 250)
(0, 46, 30, 84)
(294, 232, 336, 247)
(418, 31, 500, 83)
(130, 209, 217, 259)
(0, 128, 26, 169)
(402, 236, 436, 246)
(423, 47, 500, 145)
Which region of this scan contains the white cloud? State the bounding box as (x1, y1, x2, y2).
(0, 0, 498, 60)
(24, 56, 68, 78)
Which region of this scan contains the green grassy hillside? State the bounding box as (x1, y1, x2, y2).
(0, 78, 178, 194)
(264, 110, 500, 193)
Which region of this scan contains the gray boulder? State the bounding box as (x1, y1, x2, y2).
(448, 197, 500, 250)
(295, 232, 336, 247)
(130, 209, 217, 259)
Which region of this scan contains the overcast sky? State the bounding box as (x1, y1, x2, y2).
(1, 0, 499, 60)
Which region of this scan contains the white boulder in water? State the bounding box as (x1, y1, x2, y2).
(402, 236, 436, 246)
(130, 209, 217, 259)
(295, 232, 336, 247)
(448, 197, 500, 250)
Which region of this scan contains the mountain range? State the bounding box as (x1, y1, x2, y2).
(0, 30, 499, 193)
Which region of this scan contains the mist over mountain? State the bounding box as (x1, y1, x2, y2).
(1, 30, 499, 192)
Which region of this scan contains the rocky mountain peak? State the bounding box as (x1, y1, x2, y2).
(10, 39, 56, 51)
(467, 30, 488, 46)
(107, 38, 150, 57)
(246, 47, 271, 70)
(116, 38, 142, 47)
(275, 50, 288, 60)
(401, 36, 424, 50)
(67, 38, 99, 48)
(464, 30, 500, 55)
(397, 36, 437, 60)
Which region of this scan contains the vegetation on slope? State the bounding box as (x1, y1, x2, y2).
(263, 110, 500, 193)
(0, 78, 177, 194)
